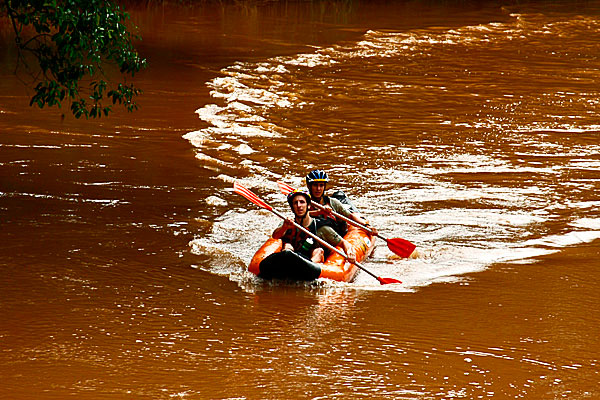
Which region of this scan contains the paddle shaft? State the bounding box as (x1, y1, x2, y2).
(309, 199, 387, 238)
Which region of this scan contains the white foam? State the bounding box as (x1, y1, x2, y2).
(234, 144, 255, 155)
(570, 218, 600, 229)
(523, 230, 600, 248)
(182, 130, 213, 148)
(205, 196, 228, 206)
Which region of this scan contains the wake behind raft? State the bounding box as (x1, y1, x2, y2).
(248, 191, 376, 282)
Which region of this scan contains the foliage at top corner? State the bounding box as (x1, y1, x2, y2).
(2, 0, 147, 119)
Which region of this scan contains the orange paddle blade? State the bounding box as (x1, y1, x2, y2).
(277, 181, 295, 195)
(377, 277, 402, 285)
(386, 237, 417, 258)
(233, 182, 273, 211)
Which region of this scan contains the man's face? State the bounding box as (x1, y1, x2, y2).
(292, 196, 308, 217)
(309, 182, 326, 198)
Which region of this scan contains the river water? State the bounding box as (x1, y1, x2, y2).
(1, 1, 599, 399)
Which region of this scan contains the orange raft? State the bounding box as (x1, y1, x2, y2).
(248, 223, 376, 282)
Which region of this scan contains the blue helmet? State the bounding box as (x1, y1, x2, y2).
(287, 189, 311, 208)
(305, 169, 329, 185)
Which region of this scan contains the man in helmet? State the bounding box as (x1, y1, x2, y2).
(272, 189, 356, 263)
(305, 169, 377, 237)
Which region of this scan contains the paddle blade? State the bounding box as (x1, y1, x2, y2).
(233, 182, 273, 211)
(377, 276, 402, 285)
(386, 237, 417, 258)
(277, 181, 295, 195)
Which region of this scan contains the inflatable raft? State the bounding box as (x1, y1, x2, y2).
(248, 191, 376, 282)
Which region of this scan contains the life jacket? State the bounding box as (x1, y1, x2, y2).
(313, 195, 348, 236)
(281, 219, 329, 259)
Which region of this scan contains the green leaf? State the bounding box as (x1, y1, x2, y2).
(7, 0, 147, 119)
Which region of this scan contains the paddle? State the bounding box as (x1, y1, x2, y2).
(277, 181, 416, 258)
(233, 182, 401, 285)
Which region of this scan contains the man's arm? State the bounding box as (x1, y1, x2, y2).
(338, 238, 356, 263)
(317, 226, 356, 263)
(330, 198, 377, 235)
(272, 218, 293, 239)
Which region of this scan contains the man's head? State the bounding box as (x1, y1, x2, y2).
(305, 169, 329, 200)
(287, 190, 311, 218)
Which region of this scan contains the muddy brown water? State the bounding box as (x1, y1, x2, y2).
(1, 1, 599, 399)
